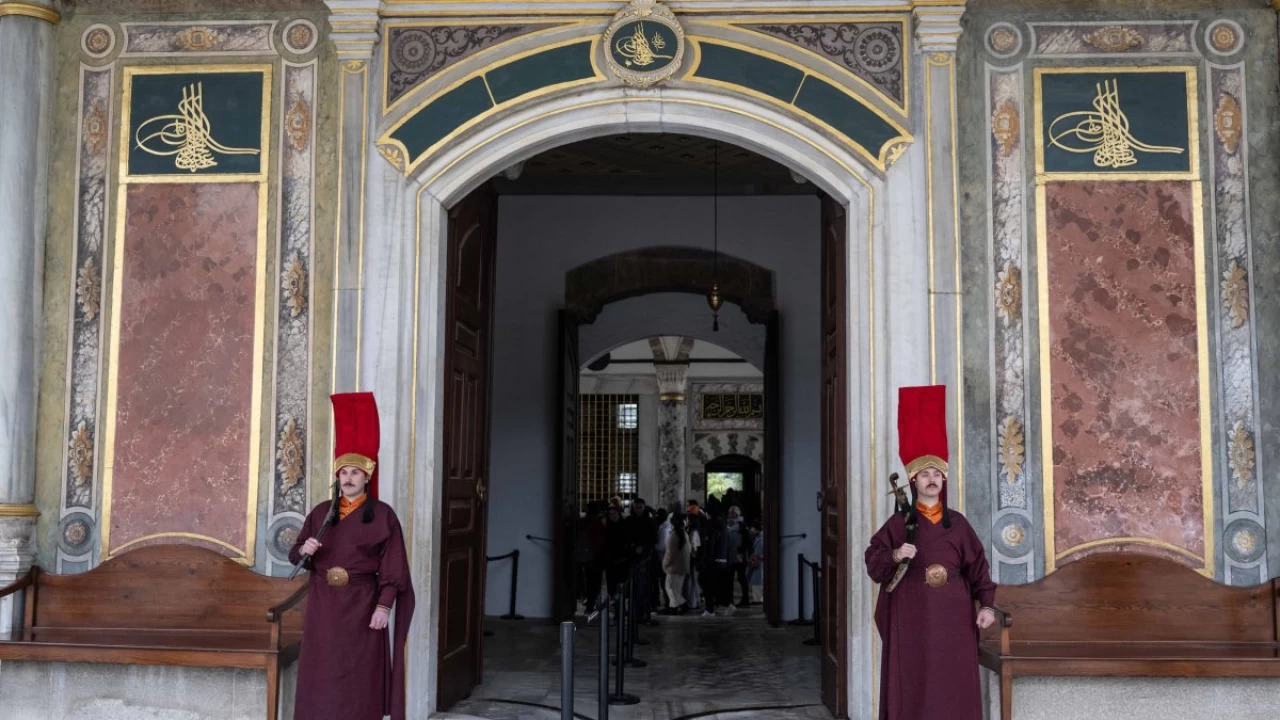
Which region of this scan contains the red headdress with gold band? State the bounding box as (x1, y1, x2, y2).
(332, 392, 381, 501)
(898, 385, 951, 525)
(898, 384, 949, 479)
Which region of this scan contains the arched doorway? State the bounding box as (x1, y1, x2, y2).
(383, 90, 882, 719)
(352, 76, 946, 717)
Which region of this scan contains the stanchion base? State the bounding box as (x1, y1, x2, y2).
(500, 614, 525, 620)
(788, 619, 815, 626)
(608, 693, 641, 706)
(803, 638, 821, 646)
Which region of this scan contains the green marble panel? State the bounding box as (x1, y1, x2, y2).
(793, 76, 901, 160)
(693, 42, 803, 103)
(485, 41, 596, 105)
(389, 77, 493, 160)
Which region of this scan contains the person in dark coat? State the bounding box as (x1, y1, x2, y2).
(290, 393, 415, 720)
(865, 385, 996, 720)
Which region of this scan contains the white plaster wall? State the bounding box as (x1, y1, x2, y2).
(485, 194, 821, 620)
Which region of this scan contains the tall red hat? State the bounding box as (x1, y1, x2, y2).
(332, 392, 381, 501)
(897, 385, 949, 480)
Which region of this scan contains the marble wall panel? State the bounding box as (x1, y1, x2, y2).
(105, 182, 261, 561)
(1042, 180, 1208, 572)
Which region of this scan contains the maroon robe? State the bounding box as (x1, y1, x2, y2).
(290, 499, 415, 720)
(865, 509, 996, 720)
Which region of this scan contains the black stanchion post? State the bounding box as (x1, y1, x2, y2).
(598, 595, 610, 720)
(789, 553, 813, 626)
(804, 562, 822, 647)
(609, 587, 639, 705)
(559, 621, 575, 720)
(625, 573, 647, 668)
(502, 549, 524, 620)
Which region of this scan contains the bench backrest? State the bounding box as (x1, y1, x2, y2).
(989, 553, 1279, 644)
(31, 545, 306, 633)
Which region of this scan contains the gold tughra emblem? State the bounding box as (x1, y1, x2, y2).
(615, 22, 672, 68)
(134, 82, 260, 172)
(1047, 79, 1183, 169)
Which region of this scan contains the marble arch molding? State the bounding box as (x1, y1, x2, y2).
(373, 16, 915, 177)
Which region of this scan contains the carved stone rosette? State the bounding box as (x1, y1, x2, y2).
(1209, 63, 1266, 584)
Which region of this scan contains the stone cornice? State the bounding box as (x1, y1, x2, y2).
(326, 0, 383, 57)
(913, 4, 964, 53)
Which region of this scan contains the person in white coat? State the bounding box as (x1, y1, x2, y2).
(661, 512, 693, 614)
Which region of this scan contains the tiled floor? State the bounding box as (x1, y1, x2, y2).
(444, 605, 832, 720)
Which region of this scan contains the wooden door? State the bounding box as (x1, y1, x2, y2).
(437, 185, 498, 710)
(554, 311, 580, 621)
(763, 310, 782, 627)
(819, 194, 848, 717)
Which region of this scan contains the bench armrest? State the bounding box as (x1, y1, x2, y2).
(266, 583, 309, 624)
(0, 568, 34, 600)
(990, 604, 1013, 655)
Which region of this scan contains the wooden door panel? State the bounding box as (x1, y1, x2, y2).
(437, 185, 497, 710)
(819, 194, 848, 718)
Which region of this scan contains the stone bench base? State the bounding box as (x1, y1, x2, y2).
(0, 661, 296, 720)
(983, 670, 1280, 720)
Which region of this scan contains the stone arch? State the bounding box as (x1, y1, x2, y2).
(358, 83, 906, 718)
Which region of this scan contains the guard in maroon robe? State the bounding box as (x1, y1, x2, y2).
(865, 385, 997, 720)
(290, 392, 416, 720)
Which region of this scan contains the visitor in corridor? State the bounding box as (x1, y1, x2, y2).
(864, 385, 996, 720)
(290, 392, 416, 720)
(725, 505, 751, 606)
(746, 522, 764, 605)
(701, 515, 736, 617)
(626, 498, 659, 624)
(661, 511, 692, 615)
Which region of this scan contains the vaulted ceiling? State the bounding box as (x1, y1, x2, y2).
(492, 133, 817, 196)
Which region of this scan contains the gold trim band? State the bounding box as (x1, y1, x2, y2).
(0, 503, 39, 518)
(0, 2, 60, 24)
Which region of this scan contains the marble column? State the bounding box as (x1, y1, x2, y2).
(325, 0, 382, 396)
(656, 364, 689, 510)
(914, 5, 966, 509)
(0, 0, 57, 632)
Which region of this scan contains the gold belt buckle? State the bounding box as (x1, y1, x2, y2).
(925, 564, 948, 588)
(326, 567, 350, 588)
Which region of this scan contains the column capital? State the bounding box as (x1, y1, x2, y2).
(325, 0, 383, 61)
(656, 364, 690, 402)
(0, 1, 60, 24)
(913, 5, 965, 55)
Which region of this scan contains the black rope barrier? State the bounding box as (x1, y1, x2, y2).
(526, 534, 553, 543)
(484, 549, 525, 622)
(803, 558, 821, 647)
(779, 533, 808, 540)
(788, 552, 814, 626)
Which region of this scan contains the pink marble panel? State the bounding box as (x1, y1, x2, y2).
(1044, 181, 1206, 570)
(109, 183, 260, 559)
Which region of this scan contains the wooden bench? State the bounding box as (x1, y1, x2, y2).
(0, 544, 308, 720)
(979, 553, 1280, 720)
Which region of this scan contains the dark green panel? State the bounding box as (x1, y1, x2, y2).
(794, 77, 901, 161)
(128, 71, 265, 177)
(693, 42, 804, 103)
(390, 77, 493, 161)
(486, 42, 597, 105)
(1039, 71, 1190, 174)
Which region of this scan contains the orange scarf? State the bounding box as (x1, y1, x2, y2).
(338, 494, 367, 520)
(916, 501, 943, 525)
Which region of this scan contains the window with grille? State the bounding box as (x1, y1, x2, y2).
(579, 394, 640, 506)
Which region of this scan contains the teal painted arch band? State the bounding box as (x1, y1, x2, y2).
(691, 41, 902, 164)
(388, 40, 599, 167)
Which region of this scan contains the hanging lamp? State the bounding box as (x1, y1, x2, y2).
(706, 141, 723, 332)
